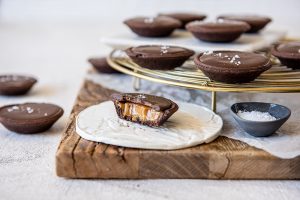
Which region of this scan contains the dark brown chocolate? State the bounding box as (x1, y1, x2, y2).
(88, 57, 121, 73)
(0, 75, 37, 96)
(125, 45, 194, 70)
(158, 12, 206, 29)
(218, 15, 272, 33)
(111, 93, 178, 127)
(271, 42, 300, 69)
(124, 16, 182, 37)
(186, 20, 250, 42)
(194, 51, 271, 83)
(0, 103, 64, 134)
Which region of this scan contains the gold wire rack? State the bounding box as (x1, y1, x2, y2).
(107, 49, 300, 112)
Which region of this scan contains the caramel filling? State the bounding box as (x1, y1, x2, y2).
(117, 102, 162, 122)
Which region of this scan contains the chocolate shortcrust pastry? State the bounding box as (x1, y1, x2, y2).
(194, 50, 271, 83)
(0, 75, 37, 96)
(124, 16, 182, 37)
(218, 15, 272, 33)
(158, 12, 206, 29)
(0, 103, 64, 134)
(125, 45, 194, 70)
(111, 93, 178, 127)
(88, 57, 121, 73)
(271, 42, 300, 69)
(186, 20, 250, 42)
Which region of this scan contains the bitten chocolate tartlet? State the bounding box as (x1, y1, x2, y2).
(111, 93, 178, 127)
(125, 45, 194, 70)
(194, 51, 271, 83)
(186, 20, 250, 42)
(0, 103, 64, 134)
(88, 57, 120, 73)
(124, 16, 182, 37)
(158, 12, 206, 29)
(218, 15, 272, 33)
(271, 42, 300, 69)
(0, 75, 37, 96)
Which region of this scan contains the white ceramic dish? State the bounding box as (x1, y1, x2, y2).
(101, 29, 286, 52)
(76, 101, 223, 150)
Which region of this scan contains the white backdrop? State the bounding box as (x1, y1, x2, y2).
(0, 1, 300, 200)
(1, 0, 300, 37)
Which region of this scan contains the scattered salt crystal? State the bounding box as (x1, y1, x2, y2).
(234, 55, 240, 58)
(237, 110, 277, 121)
(7, 106, 19, 112)
(137, 94, 146, 99)
(44, 113, 48, 116)
(298, 49, 300, 53)
(26, 107, 34, 114)
(144, 17, 154, 24)
(160, 45, 170, 54)
(217, 18, 224, 23)
(203, 50, 213, 55)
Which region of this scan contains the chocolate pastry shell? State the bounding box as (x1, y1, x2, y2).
(271, 43, 300, 69)
(218, 15, 272, 33)
(125, 45, 195, 70)
(88, 57, 121, 73)
(0, 103, 64, 134)
(186, 21, 250, 43)
(111, 93, 179, 127)
(158, 13, 206, 29)
(194, 51, 271, 84)
(0, 75, 37, 96)
(124, 16, 182, 37)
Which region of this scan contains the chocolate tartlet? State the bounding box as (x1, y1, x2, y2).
(158, 12, 206, 29)
(0, 103, 64, 134)
(271, 42, 300, 69)
(218, 15, 272, 33)
(88, 57, 120, 73)
(194, 51, 271, 83)
(111, 93, 178, 127)
(186, 20, 250, 42)
(0, 75, 37, 96)
(125, 45, 194, 70)
(124, 16, 182, 37)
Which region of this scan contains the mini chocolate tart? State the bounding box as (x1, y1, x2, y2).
(158, 12, 206, 29)
(186, 20, 250, 43)
(124, 16, 182, 37)
(271, 42, 300, 69)
(218, 15, 272, 33)
(0, 75, 37, 96)
(194, 51, 271, 83)
(88, 57, 120, 73)
(111, 93, 178, 127)
(125, 45, 194, 70)
(0, 103, 64, 134)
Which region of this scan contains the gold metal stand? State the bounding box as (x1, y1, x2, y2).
(107, 50, 300, 113)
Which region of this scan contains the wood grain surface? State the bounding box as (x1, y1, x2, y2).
(56, 80, 300, 179)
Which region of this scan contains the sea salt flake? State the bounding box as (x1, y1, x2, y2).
(44, 113, 48, 116)
(203, 50, 213, 55)
(26, 107, 34, 114)
(144, 17, 154, 24)
(237, 110, 277, 121)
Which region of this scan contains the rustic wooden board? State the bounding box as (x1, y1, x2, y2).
(56, 80, 300, 179)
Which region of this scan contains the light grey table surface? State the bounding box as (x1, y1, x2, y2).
(1, 0, 300, 198)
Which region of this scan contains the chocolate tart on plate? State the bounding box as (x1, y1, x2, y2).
(111, 93, 178, 127)
(186, 20, 250, 43)
(194, 50, 271, 83)
(125, 45, 194, 70)
(271, 41, 300, 69)
(218, 15, 272, 33)
(124, 16, 182, 37)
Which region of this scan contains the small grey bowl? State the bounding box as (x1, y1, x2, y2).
(230, 102, 291, 137)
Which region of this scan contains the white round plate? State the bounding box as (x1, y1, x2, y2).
(76, 101, 223, 150)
